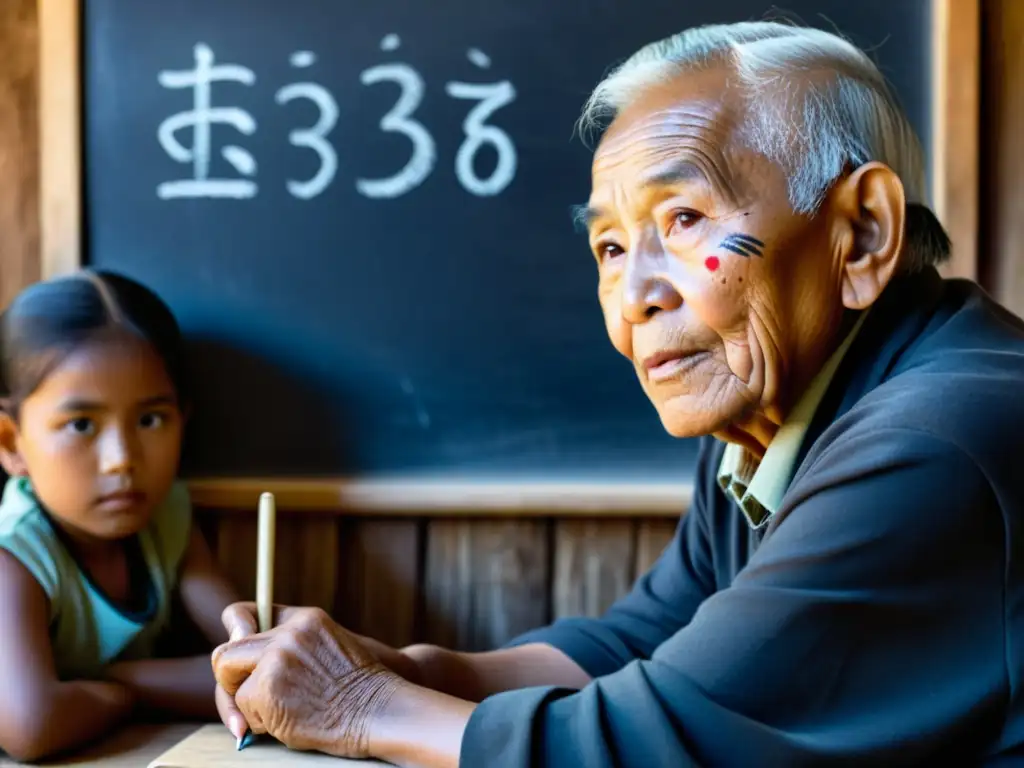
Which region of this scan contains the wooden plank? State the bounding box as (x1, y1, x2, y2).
(193, 508, 220, 552)
(634, 518, 680, 578)
(38, 0, 81, 278)
(214, 514, 258, 600)
(274, 515, 339, 612)
(0, 0, 40, 307)
(419, 520, 468, 650)
(188, 477, 691, 516)
(213, 512, 338, 612)
(931, 0, 980, 281)
(553, 520, 634, 619)
(980, 0, 1024, 311)
(422, 519, 549, 651)
(336, 519, 420, 647)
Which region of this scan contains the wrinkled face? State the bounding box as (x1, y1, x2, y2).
(5, 334, 184, 541)
(585, 69, 847, 439)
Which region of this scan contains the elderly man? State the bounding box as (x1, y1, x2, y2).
(211, 20, 1024, 766)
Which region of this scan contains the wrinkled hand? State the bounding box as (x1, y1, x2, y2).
(211, 603, 402, 758)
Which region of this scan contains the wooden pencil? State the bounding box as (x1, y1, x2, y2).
(256, 491, 276, 633)
(238, 491, 276, 751)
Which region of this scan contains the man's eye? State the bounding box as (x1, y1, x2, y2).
(669, 210, 702, 234)
(597, 242, 625, 261)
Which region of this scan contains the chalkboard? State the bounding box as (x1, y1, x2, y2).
(82, 0, 932, 479)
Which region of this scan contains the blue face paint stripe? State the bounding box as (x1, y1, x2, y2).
(718, 234, 764, 257)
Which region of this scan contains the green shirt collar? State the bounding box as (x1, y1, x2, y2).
(718, 310, 869, 528)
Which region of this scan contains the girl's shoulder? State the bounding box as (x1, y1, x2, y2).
(0, 475, 43, 525)
(0, 476, 65, 609)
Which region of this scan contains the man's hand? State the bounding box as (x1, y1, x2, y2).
(211, 603, 403, 758)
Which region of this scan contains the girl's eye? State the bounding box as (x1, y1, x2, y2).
(139, 412, 165, 429)
(66, 418, 95, 436)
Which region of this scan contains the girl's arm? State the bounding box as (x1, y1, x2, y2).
(175, 526, 241, 646)
(105, 528, 241, 718)
(0, 550, 134, 762)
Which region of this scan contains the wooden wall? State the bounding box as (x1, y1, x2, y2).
(1, 1, 1020, 652)
(196, 512, 677, 650)
(980, 0, 1024, 313)
(0, 0, 39, 309)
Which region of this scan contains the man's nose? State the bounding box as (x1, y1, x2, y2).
(621, 233, 683, 324)
(98, 427, 135, 475)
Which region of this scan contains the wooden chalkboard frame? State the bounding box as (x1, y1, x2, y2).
(37, 0, 979, 515)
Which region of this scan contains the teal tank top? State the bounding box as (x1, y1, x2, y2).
(0, 476, 192, 680)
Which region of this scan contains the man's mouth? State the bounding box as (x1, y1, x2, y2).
(641, 349, 709, 382)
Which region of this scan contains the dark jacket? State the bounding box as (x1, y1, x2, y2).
(461, 267, 1024, 766)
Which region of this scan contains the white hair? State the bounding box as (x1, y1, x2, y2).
(579, 21, 950, 270)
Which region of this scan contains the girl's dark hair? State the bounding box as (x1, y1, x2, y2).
(0, 269, 189, 417)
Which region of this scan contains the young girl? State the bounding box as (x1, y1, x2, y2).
(0, 269, 241, 761)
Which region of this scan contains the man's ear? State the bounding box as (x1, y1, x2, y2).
(828, 161, 905, 310)
(0, 410, 26, 477)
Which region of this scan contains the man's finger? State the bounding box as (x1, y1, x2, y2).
(234, 674, 267, 736)
(221, 602, 258, 642)
(211, 633, 275, 695)
(215, 684, 249, 742)
(221, 601, 308, 640)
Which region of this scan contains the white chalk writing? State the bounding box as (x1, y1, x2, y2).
(355, 63, 435, 199)
(155, 39, 518, 201)
(275, 52, 339, 199)
(156, 43, 258, 199)
(446, 80, 517, 196)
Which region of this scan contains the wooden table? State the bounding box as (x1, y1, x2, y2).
(0, 723, 392, 767)
(0, 723, 203, 767)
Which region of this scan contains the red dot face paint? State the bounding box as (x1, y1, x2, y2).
(704, 256, 720, 272)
